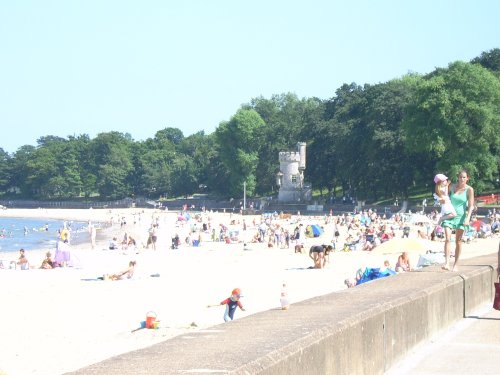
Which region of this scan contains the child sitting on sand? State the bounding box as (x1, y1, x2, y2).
(109, 237, 119, 250)
(396, 252, 412, 272)
(40, 251, 54, 269)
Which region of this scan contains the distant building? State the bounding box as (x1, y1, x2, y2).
(7, 186, 21, 194)
(276, 142, 311, 202)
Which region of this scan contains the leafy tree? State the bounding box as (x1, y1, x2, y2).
(170, 154, 198, 197)
(18, 140, 83, 198)
(360, 77, 423, 200)
(316, 83, 367, 198)
(471, 48, 500, 75)
(403, 61, 500, 193)
(155, 127, 184, 145)
(131, 140, 174, 198)
(24, 145, 60, 198)
(215, 109, 265, 197)
(57, 144, 84, 197)
(307, 117, 339, 198)
(7, 145, 36, 197)
(68, 134, 97, 198)
(91, 132, 134, 199)
(36, 135, 67, 147)
(178, 131, 227, 196)
(0, 148, 11, 193)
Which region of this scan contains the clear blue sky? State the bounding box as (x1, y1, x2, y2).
(0, 0, 498, 154)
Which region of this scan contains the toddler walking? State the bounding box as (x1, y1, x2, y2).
(207, 288, 246, 322)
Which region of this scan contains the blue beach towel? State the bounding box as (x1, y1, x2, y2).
(357, 267, 396, 285)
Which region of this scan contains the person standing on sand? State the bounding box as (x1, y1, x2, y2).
(88, 222, 97, 250)
(17, 248, 29, 270)
(147, 225, 158, 250)
(295, 223, 305, 252)
(54, 232, 71, 267)
(60, 222, 70, 244)
(441, 170, 475, 272)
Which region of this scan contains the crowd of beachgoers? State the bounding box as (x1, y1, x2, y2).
(2, 206, 499, 274)
(0, 206, 498, 375)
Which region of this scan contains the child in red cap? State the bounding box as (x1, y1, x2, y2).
(208, 288, 245, 322)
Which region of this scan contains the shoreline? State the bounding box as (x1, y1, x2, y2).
(0, 218, 99, 257)
(0, 208, 498, 375)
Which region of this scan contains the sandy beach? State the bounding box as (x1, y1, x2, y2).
(0, 208, 498, 375)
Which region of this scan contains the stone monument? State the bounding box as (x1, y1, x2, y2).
(276, 142, 311, 202)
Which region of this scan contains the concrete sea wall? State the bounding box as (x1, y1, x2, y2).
(70, 253, 498, 375)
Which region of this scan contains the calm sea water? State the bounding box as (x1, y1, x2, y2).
(0, 218, 90, 254)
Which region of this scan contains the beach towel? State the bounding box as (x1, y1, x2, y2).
(357, 267, 396, 285)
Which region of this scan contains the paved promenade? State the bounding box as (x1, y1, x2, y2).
(385, 304, 500, 375)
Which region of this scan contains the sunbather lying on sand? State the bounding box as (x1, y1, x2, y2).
(107, 261, 136, 280)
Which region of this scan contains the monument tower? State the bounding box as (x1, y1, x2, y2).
(276, 142, 310, 202)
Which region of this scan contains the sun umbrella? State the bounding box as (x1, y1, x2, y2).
(372, 237, 429, 255)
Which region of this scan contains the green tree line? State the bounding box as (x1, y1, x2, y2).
(0, 49, 498, 202)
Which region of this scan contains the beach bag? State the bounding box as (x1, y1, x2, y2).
(494, 277, 500, 311)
